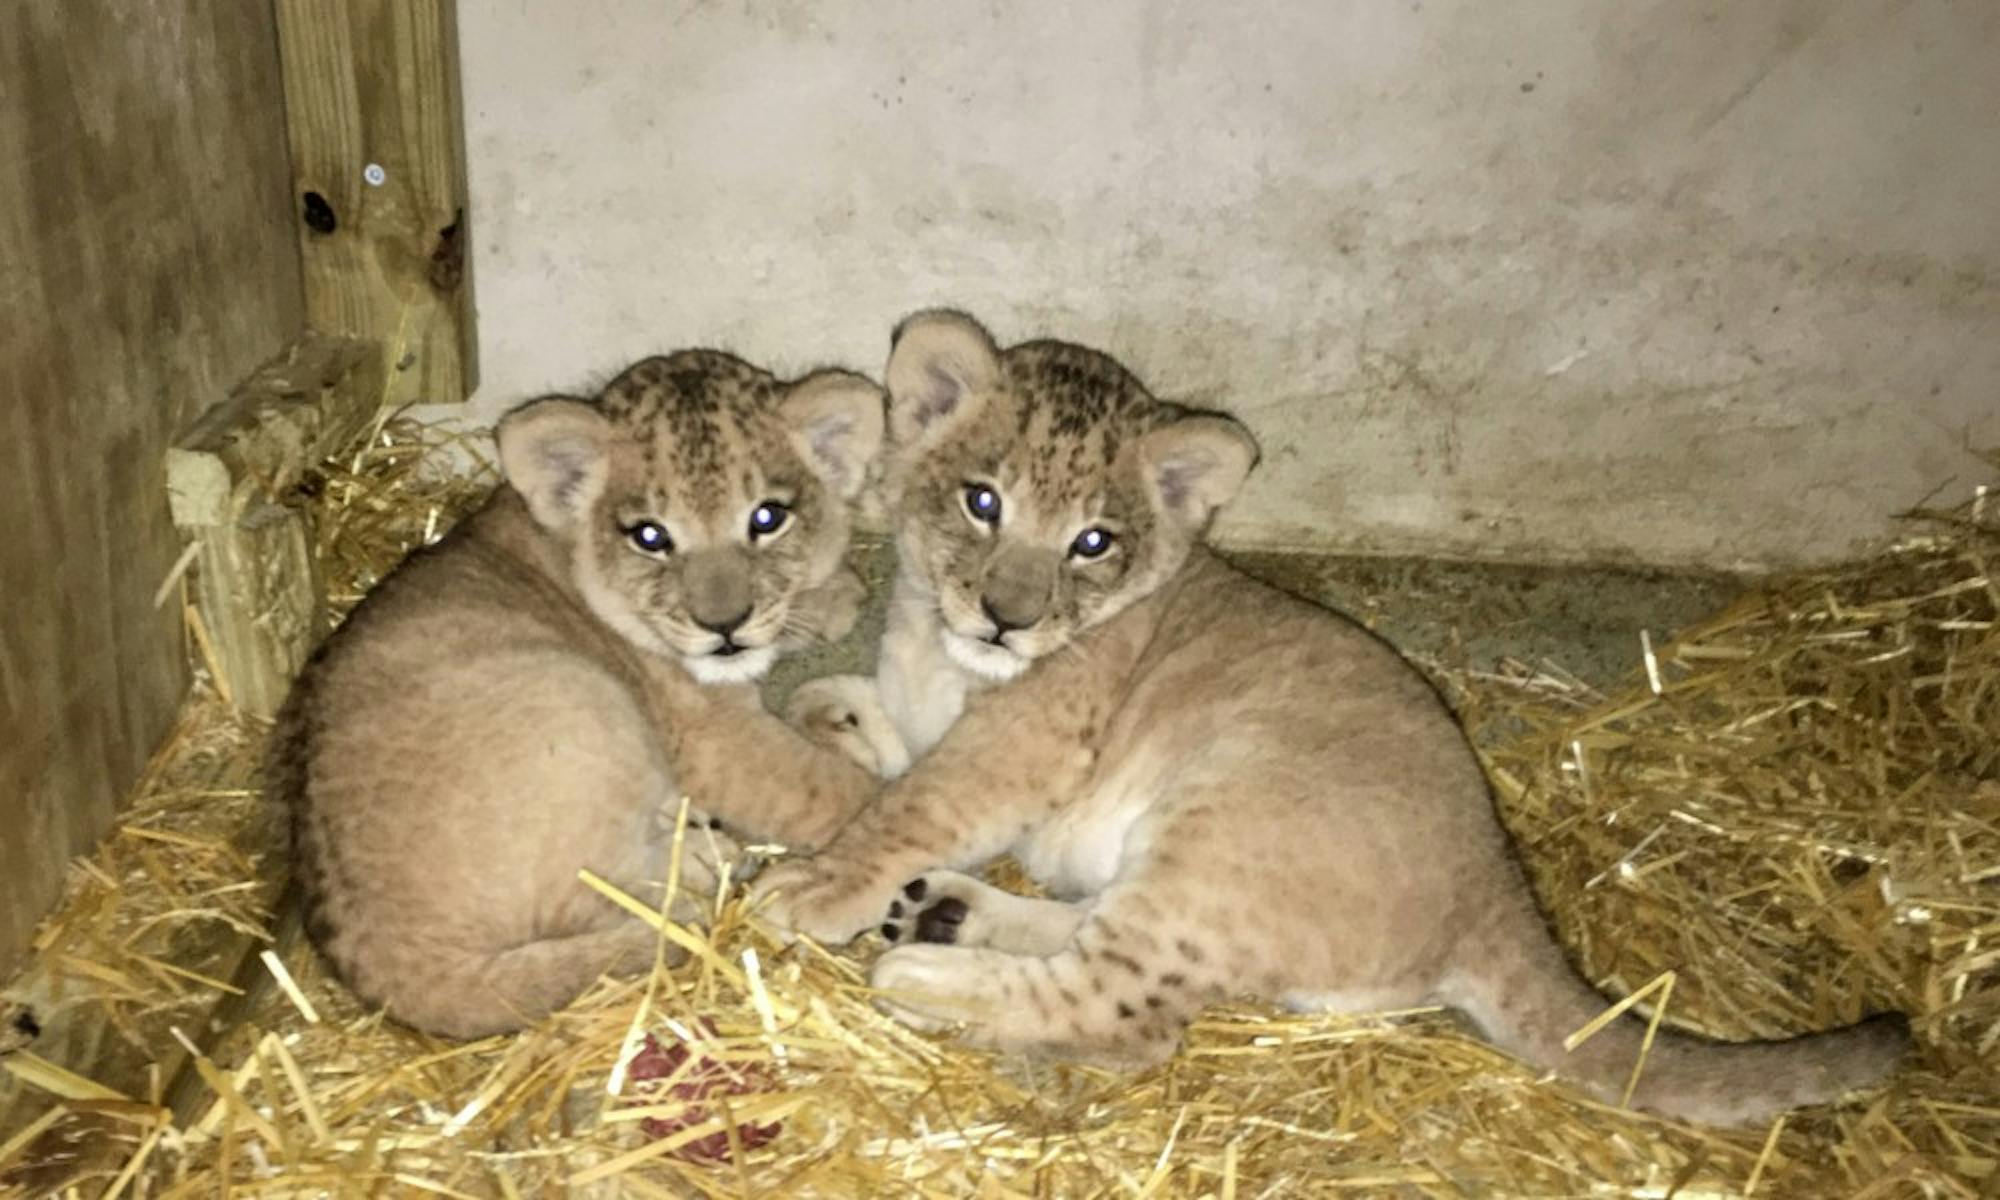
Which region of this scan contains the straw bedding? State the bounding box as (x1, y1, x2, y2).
(1, 422, 1994, 1197)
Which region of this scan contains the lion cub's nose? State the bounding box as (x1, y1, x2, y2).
(980, 595, 1039, 638)
(697, 608, 753, 638)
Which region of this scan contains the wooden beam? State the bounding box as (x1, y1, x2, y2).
(0, 0, 303, 985)
(165, 333, 386, 717)
(274, 0, 477, 406)
(159, 902, 304, 1133)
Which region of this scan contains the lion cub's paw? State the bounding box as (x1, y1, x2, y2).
(647, 801, 752, 889)
(879, 871, 1083, 957)
(880, 873, 973, 945)
(785, 674, 911, 778)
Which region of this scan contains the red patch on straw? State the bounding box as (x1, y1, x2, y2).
(623, 1023, 782, 1162)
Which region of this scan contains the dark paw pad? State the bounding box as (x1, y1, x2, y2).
(914, 896, 969, 944)
(903, 877, 927, 901)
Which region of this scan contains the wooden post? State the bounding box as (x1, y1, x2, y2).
(274, 0, 476, 407)
(165, 334, 386, 717)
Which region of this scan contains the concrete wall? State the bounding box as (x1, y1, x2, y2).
(454, 0, 1998, 571)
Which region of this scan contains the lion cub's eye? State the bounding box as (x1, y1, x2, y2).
(625, 520, 673, 555)
(748, 501, 790, 540)
(962, 483, 1002, 526)
(1070, 527, 1115, 559)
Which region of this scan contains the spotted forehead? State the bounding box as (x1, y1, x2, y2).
(599, 350, 785, 485)
(994, 341, 1157, 506)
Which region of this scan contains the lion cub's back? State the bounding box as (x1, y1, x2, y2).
(1154, 554, 1493, 812)
(270, 509, 606, 951)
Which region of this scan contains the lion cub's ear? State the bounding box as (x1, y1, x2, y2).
(496, 397, 612, 531)
(782, 370, 885, 500)
(1138, 411, 1260, 530)
(884, 309, 1002, 452)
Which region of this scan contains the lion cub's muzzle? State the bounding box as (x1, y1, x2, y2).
(682, 551, 760, 656)
(976, 543, 1060, 646)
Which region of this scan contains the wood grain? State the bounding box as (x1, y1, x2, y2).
(275, 0, 478, 407)
(167, 334, 385, 717)
(0, 2, 303, 980)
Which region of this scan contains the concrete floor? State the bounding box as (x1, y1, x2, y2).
(765, 541, 1741, 710)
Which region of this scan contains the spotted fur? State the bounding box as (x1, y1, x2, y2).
(274, 350, 885, 1038)
(762, 311, 1909, 1127)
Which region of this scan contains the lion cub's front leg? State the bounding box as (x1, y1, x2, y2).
(868, 944, 1188, 1067)
(864, 853, 1241, 1068)
(752, 658, 1121, 942)
(657, 671, 881, 853)
(751, 774, 1026, 945)
(868, 933, 1199, 1068)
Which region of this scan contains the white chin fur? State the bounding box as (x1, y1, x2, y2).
(682, 645, 777, 685)
(941, 630, 1031, 682)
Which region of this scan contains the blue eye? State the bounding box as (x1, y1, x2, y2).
(963, 484, 1002, 525)
(1071, 527, 1115, 559)
(626, 521, 673, 554)
(749, 501, 790, 539)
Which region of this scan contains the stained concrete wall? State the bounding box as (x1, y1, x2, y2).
(454, 0, 1998, 571)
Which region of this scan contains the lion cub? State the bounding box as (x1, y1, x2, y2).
(759, 312, 1909, 1126)
(274, 351, 885, 1039)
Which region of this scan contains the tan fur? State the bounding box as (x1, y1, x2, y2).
(275, 351, 885, 1039)
(758, 312, 1910, 1126)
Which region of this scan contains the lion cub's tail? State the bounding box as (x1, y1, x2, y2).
(1440, 894, 1910, 1127)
